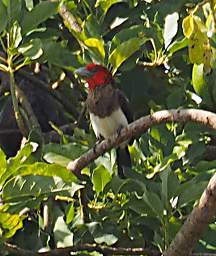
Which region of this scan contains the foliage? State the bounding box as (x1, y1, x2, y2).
(0, 0, 216, 254)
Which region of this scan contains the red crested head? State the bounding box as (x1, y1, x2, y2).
(75, 63, 113, 90)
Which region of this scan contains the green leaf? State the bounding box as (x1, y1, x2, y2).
(167, 37, 188, 55)
(0, 211, 23, 238)
(43, 143, 88, 163)
(182, 15, 194, 39)
(0, 147, 6, 177)
(95, 0, 124, 14)
(18, 38, 43, 60)
(0, 1, 7, 33)
(66, 203, 75, 225)
(178, 181, 208, 206)
(53, 208, 74, 247)
(21, 1, 59, 35)
(4, 0, 22, 28)
(109, 37, 147, 74)
(0, 144, 33, 187)
(9, 21, 22, 49)
(41, 41, 79, 68)
(95, 233, 118, 245)
(112, 25, 146, 46)
(25, 0, 33, 11)
(92, 165, 112, 193)
(84, 38, 105, 62)
(143, 190, 163, 218)
(192, 63, 204, 95)
(43, 152, 71, 167)
(163, 12, 179, 48)
(2, 175, 82, 212)
(16, 162, 77, 183)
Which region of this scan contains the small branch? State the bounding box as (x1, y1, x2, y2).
(164, 172, 216, 256)
(4, 242, 160, 256)
(18, 69, 80, 120)
(16, 86, 43, 139)
(4, 242, 216, 256)
(67, 109, 216, 174)
(9, 68, 28, 136)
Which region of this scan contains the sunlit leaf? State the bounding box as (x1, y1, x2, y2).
(84, 38, 105, 61)
(25, 0, 33, 11)
(95, 233, 118, 245)
(9, 21, 22, 48)
(182, 15, 194, 39)
(0, 211, 23, 238)
(192, 63, 205, 96)
(16, 162, 77, 183)
(164, 12, 179, 49)
(109, 37, 147, 74)
(92, 165, 112, 193)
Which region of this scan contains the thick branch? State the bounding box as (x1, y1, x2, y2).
(164, 172, 216, 256)
(67, 109, 216, 174)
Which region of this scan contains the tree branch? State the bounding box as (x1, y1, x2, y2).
(4, 242, 160, 256)
(164, 172, 216, 256)
(4, 242, 216, 256)
(67, 109, 216, 174)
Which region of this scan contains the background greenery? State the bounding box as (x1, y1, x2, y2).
(0, 0, 216, 254)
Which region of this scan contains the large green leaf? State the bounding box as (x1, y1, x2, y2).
(92, 165, 112, 193)
(16, 162, 77, 183)
(109, 37, 147, 74)
(0, 144, 33, 187)
(41, 41, 79, 68)
(84, 38, 105, 62)
(43, 143, 88, 165)
(2, 175, 82, 213)
(4, 0, 22, 28)
(21, 1, 59, 34)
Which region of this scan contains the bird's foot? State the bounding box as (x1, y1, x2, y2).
(93, 136, 103, 154)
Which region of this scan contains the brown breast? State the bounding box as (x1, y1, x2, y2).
(86, 84, 120, 118)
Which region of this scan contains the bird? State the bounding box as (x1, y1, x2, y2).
(75, 63, 133, 178)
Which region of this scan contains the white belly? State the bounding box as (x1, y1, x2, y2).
(90, 108, 128, 139)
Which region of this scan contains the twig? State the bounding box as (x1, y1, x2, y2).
(18, 69, 80, 120)
(9, 67, 28, 136)
(164, 172, 216, 256)
(67, 109, 216, 174)
(16, 86, 43, 139)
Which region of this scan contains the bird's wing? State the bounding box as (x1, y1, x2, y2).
(117, 89, 133, 124)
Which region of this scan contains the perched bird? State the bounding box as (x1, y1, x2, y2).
(75, 63, 133, 178)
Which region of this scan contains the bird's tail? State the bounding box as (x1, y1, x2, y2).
(116, 146, 131, 178)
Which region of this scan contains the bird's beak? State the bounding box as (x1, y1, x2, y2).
(74, 67, 92, 78)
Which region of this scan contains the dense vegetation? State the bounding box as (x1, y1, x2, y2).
(0, 0, 216, 255)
